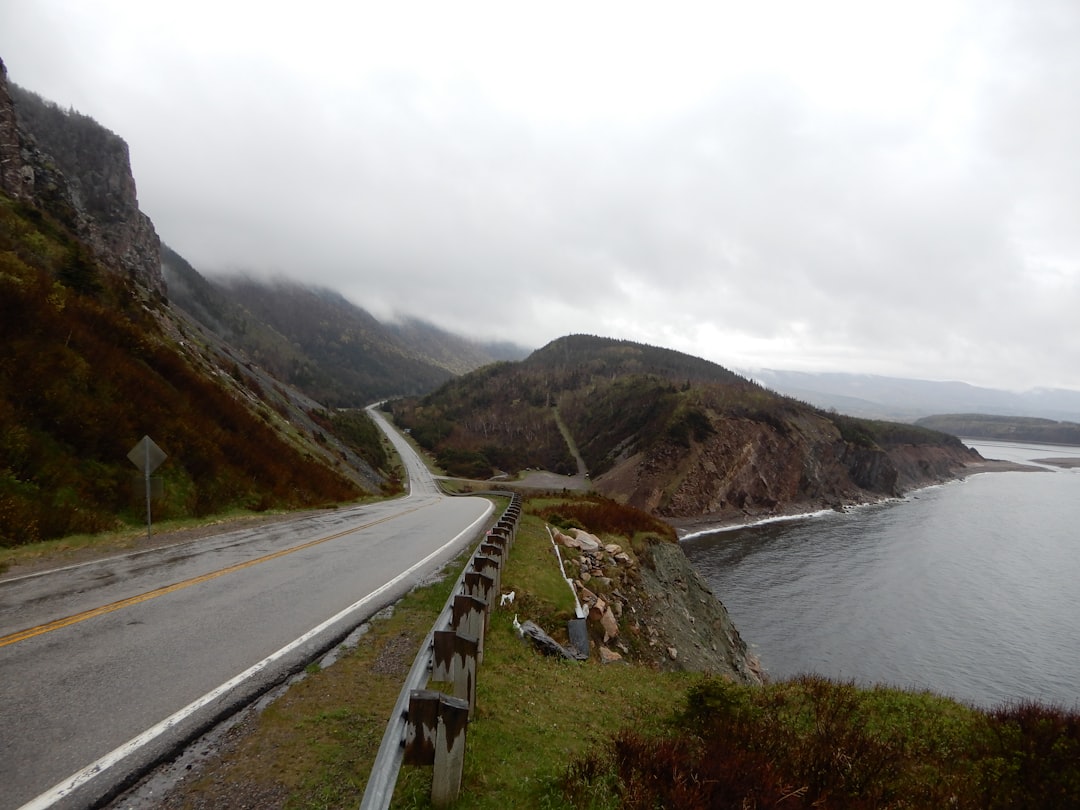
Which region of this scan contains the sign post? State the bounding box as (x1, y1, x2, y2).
(127, 435, 167, 540)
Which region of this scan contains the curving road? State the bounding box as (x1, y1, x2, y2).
(0, 407, 492, 810)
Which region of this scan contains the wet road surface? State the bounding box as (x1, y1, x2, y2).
(0, 408, 492, 809)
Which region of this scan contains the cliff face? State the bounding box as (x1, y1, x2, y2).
(637, 540, 764, 682)
(0, 58, 164, 297)
(596, 408, 977, 523)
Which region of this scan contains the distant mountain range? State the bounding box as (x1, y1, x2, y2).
(747, 370, 1080, 424)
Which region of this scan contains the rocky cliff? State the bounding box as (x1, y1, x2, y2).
(552, 525, 764, 682)
(0, 58, 164, 297)
(595, 406, 980, 525)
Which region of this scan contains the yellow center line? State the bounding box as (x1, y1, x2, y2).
(0, 503, 427, 649)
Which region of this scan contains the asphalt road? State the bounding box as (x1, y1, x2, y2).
(0, 408, 492, 810)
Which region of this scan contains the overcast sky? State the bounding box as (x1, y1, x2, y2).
(2, 1, 1078, 391)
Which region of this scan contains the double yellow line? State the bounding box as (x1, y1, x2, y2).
(0, 505, 424, 649)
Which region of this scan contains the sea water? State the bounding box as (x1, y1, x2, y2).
(682, 440, 1080, 708)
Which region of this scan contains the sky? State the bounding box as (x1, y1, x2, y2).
(2, 0, 1079, 391)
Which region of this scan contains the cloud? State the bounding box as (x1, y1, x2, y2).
(2, 0, 1079, 390)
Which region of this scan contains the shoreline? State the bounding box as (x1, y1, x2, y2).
(669, 457, 1043, 540)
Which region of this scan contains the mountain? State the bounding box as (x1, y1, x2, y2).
(390, 335, 980, 524)
(0, 59, 395, 545)
(748, 369, 1080, 423)
(4, 77, 163, 297)
(915, 414, 1080, 446)
(162, 246, 528, 407)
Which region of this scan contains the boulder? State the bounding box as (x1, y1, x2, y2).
(598, 646, 623, 664)
(519, 620, 577, 660)
(554, 530, 579, 548)
(601, 608, 619, 642)
(570, 529, 601, 551)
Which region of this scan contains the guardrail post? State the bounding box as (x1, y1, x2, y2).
(431, 694, 470, 807)
(451, 594, 487, 663)
(495, 518, 516, 544)
(432, 629, 479, 713)
(403, 690, 441, 766)
(484, 530, 510, 553)
(463, 571, 495, 635)
(432, 630, 455, 682)
(471, 554, 501, 595)
(478, 543, 504, 595)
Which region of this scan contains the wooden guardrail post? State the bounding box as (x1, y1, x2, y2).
(403, 690, 441, 766)
(479, 541, 504, 564)
(471, 553, 501, 595)
(431, 694, 470, 807)
(451, 593, 487, 663)
(402, 690, 470, 807)
(495, 518, 516, 544)
(462, 570, 495, 637)
(485, 530, 510, 552)
(432, 629, 479, 714)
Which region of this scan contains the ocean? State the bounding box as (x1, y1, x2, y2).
(682, 440, 1080, 709)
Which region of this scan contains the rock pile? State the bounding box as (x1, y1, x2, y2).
(551, 527, 640, 664)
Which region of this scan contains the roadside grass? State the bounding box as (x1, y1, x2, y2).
(390, 512, 699, 810)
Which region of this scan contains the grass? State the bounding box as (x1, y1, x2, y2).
(390, 513, 698, 809)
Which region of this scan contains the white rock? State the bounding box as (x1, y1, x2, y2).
(570, 529, 601, 551)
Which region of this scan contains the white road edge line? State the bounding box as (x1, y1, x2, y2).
(18, 502, 494, 810)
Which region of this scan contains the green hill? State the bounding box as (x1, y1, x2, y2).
(390, 335, 976, 521)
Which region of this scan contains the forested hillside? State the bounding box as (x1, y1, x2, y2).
(0, 61, 395, 546)
(0, 197, 370, 544)
(391, 335, 979, 521)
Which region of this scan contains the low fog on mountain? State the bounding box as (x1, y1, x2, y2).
(2, 1, 1079, 391)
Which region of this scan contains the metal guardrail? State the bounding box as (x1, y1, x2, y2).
(359, 494, 521, 809)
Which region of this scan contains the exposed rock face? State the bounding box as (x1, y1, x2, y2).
(636, 541, 764, 682)
(555, 525, 763, 683)
(0, 59, 31, 198)
(0, 59, 164, 297)
(596, 409, 978, 524)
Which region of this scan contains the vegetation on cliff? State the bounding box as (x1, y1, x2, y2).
(0, 195, 367, 545)
(561, 676, 1080, 809)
